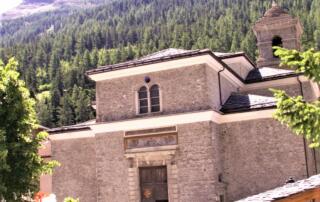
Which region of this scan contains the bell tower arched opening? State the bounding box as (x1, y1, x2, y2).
(272, 36, 283, 58)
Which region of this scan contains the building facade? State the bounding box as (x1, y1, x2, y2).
(45, 3, 320, 202)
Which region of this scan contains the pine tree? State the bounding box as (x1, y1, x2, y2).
(72, 86, 93, 123)
(98, 49, 109, 66)
(83, 50, 91, 70)
(90, 48, 99, 68)
(59, 94, 75, 126)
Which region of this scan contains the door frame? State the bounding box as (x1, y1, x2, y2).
(125, 150, 179, 202)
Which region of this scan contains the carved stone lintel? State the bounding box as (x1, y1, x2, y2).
(124, 133, 178, 150)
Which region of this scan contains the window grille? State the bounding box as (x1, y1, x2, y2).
(138, 86, 149, 114)
(150, 85, 160, 112)
(137, 84, 161, 114)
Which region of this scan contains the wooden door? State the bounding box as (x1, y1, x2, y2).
(140, 166, 168, 202)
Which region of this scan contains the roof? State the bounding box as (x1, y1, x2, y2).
(138, 48, 195, 60)
(264, 2, 288, 17)
(253, 2, 296, 28)
(87, 48, 210, 75)
(221, 93, 276, 113)
(38, 125, 49, 130)
(237, 174, 320, 202)
(86, 48, 249, 79)
(47, 120, 95, 134)
(245, 67, 297, 83)
(87, 48, 298, 84)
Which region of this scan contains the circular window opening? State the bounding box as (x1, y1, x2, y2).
(144, 76, 151, 83)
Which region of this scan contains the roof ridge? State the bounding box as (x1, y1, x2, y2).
(138, 48, 192, 60)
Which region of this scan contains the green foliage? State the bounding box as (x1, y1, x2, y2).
(272, 89, 320, 147)
(274, 47, 320, 82)
(272, 48, 320, 147)
(0, 58, 59, 201)
(64, 197, 80, 202)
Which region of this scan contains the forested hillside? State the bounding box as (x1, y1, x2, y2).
(0, 0, 319, 128)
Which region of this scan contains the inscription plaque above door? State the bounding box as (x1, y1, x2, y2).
(124, 126, 178, 151)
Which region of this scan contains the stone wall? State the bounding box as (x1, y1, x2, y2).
(220, 118, 309, 201)
(50, 121, 224, 202)
(243, 81, 317, 102)
(176, 122, 222, 201)
(96, 64, 210, 122)
(220, 74, 238, 104)
(50, 117, 318, 202)
(302, 81, 318, 101)
(95, 132, 129, 202)
(205, 66, 221, 111)
(243, 83, 302, 97)
(51, 137, 97, 202)
(206, 66, 238, 111)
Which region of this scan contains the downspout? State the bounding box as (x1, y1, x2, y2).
(217, 66, 227, 201)
(297, 76, 310, 177)
(313, 149, 318, 174)
(303, 138, 310, 177)
(218, 67, 226, 107)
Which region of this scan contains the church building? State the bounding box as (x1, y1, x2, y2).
(44, 2, 320, 202)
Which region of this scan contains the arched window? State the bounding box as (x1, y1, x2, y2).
(150, 85, 160, 112)
(272, 36, 283, 58)
(138, 86, 148, 114)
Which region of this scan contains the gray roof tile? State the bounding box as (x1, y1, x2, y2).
(237, 175, 320, 202)
(246, 67, 297, 83)
(221, 93, 276, 113)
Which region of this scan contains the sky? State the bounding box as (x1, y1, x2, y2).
(0, 0, 23, 14)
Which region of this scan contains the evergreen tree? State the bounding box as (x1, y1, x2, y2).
(37, 98, 53, 128)
(72, 86, 93, 123)
(59, 94, 75, 126)
(90, 48, 99, 68)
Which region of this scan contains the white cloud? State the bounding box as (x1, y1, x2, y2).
(0, 0, 23, 14)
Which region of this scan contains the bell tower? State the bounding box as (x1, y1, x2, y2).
(253, 1, 303, 68)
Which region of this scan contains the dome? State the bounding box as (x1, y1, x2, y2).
(264, 1, 288, 17)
